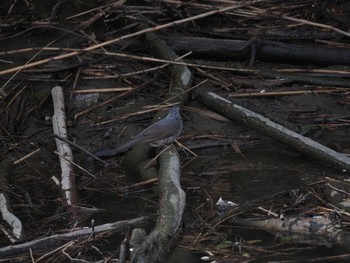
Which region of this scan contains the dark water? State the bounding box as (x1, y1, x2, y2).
(84, 148, 342, 262)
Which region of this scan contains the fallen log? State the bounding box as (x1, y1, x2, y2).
(232, 215, 350, 249)
(194, 86, 350, 173)
(51, 86, 79, 205)
(167, 36, 350, 65)
(0, 216, 149, 258)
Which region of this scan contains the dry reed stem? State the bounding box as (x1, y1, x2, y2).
(72, 87, 133, 93)
(282, 15, 350, 38)
(66, 0, 126, 20)
(0, 0, 265, 77)
(13, 148, 41, 165)
(230, 89, 348, 98)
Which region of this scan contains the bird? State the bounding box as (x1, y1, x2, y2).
(93, 106, 183, 159)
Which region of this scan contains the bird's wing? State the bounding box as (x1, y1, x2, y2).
(137, 122, 178, 143)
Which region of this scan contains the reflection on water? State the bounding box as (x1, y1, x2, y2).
(170, 249, 203, 263)
(183, 148, 325, 203)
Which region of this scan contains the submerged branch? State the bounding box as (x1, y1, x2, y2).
(0, 159, 24, 242)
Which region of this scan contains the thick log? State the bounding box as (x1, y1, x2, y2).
(167, 36, 350, 65)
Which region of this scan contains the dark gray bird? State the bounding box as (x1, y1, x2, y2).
(94, 106, 183, 159)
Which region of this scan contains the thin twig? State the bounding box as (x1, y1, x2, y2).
(54, 151, 97, 179)
(13, 148, 41, 165)
(230, 88, 347, 98)
(53, 134, 108, 166)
